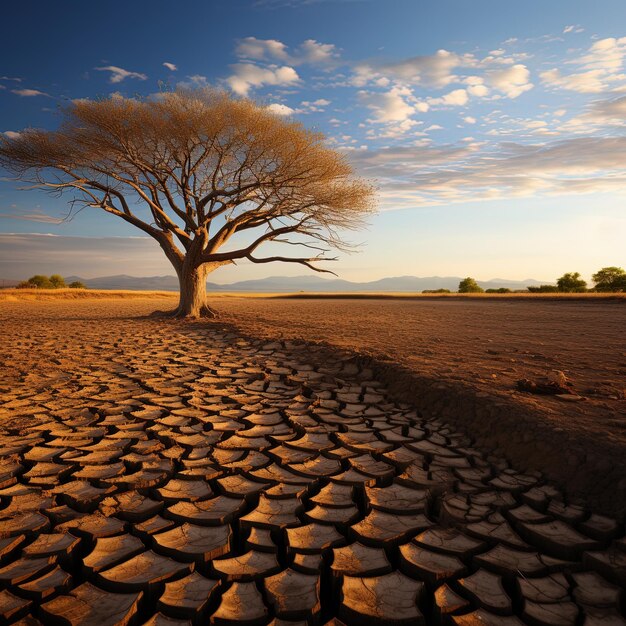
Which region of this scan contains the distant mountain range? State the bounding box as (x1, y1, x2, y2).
(53, 274, 551, 292)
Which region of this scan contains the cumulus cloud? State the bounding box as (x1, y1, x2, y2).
(485, 64, 533, 98)
(236, 37, 289, 61)
(541, 37, 626, 93)
(11, 88, 49, 97)
(428, 88, 468, 107)
(353, 49, 470, 88)
(464, 116, 477, 124)
(163, 62, 178, 71)
(266, 103, 296, 115)
(235, 37, 338, 65)
(94, 65, 148, 84)
(350, 48, 532, 106)
(358, 87, 418, 122)
(226, 64, 299, 96)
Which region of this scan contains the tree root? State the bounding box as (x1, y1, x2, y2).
(149, 305, 219, 319)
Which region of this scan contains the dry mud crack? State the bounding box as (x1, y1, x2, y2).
(0, 302, 625, 625)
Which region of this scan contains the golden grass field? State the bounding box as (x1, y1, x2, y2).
(2, 287, 625, 301)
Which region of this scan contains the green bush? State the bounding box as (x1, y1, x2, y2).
(68, 281, 86, 289)
(527, 285, 559, 293)
(485, 288, 512, 293)
(422, 288, 451, 293)
(24, 275, 53, 289)
(458, 277, 484, 293)
(556, 272, 587, 293)
(592, 267, 626, 292)
(49, 274, 66, 288)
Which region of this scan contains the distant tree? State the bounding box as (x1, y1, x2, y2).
(0, 89, 375, 318)
(527, 285, 559, 293)
(592, 266, 626, 292)
(49, 274, 66, 288)
(422, 288, 451, 294)
(556, 272, 587, 293)
(68, 281, 86, 289)
(458, 277, 484, 293)
(16, 281, 32, 289)
(485, 288, 512, 293)
(25, 275, 53, 289)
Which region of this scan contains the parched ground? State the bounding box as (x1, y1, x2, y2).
(0, 297, 625, 624)
(215, 297, 626, 510)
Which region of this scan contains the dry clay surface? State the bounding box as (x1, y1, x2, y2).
(0, 298, 624, 625)
(215, 297, 626, 513)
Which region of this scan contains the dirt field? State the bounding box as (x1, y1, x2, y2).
(212, 297, 626, 504)
(1, 297, 625, 623)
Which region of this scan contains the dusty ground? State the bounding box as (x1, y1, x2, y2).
(0, 297, 625, 624)
(212, 297, 626, 509)
(214, 297, 626, 437)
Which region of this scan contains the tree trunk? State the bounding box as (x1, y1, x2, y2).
(174, 262, 218, 319)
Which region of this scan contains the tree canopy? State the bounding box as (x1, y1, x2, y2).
(556, 272, 587, 293)
(458, 277, 484, 293)
(592, 266, 626, 292)
(0, 89, 375, 317)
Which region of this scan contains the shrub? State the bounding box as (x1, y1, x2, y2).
(68, 281, 86, 289)
(556, 272, 587, 293)
(49, 274, 66, 288)
(24, 275, 53, 289)
(458, 277, 484, 293)
(527, 285, 559, 293)
(422, 288, 451, 294)
(592, 267, 626, 292)
(485, 288, 512, 293)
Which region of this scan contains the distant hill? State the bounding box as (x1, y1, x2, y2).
(63, 274, 550, 292)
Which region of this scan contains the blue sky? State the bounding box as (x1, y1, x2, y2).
(1, 0, 625, 282)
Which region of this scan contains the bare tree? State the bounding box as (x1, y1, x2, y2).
(0, 90, 375, 318)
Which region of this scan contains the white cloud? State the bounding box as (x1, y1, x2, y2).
(226, 64, 300, 96)
(464, 116, 477, 124)
(236, 37, 289, 61)
(486, 64, 533, 98)
(425, 124, 443, 131)
(11, 89, 49, 97)
(2, 131, 22, 139)
(563, 25, 584, 34)
(163, 62, 178, 71)
(358, 87, 417, 122)
(349, 135, 626, 209)
(354, 48, 470, 88)
(428, 88, 468, 107)
(540, 68, 607, 93)
(266, 103, 296, 115)
(94, 65, 148, 84)
(541, 37, 626, 93)
(235, 37, 338, 65)
(298, 39, 338, 64)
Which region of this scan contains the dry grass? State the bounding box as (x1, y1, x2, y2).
(0, 288, 179, 301)
(1, 288, 624, 302)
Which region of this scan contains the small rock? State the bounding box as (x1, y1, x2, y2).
(555, 394, 584, 402)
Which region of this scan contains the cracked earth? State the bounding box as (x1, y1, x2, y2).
(0, 300, 624, 625)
